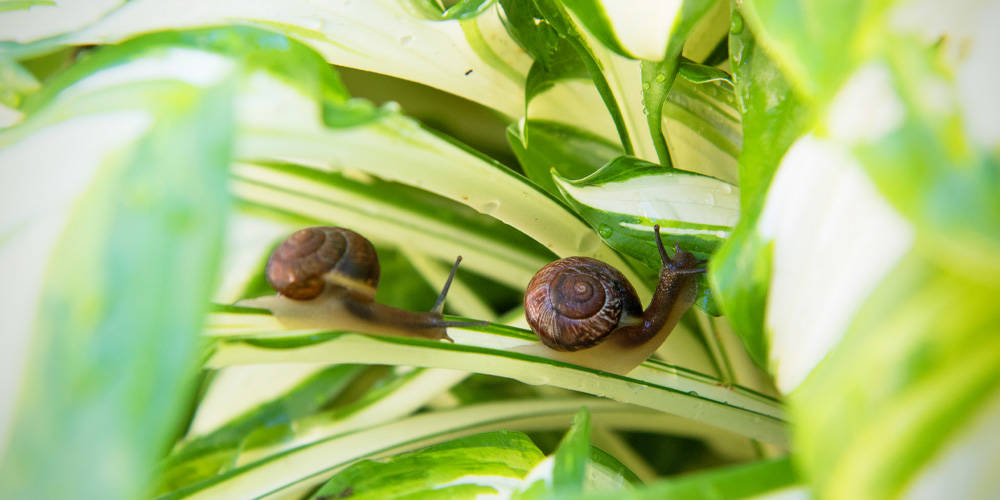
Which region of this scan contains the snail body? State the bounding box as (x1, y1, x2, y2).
(524, 225, 703, 351)
(252, 226, 481, 340)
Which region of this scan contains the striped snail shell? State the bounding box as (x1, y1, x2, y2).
(524, 257, 643, 351)
(260, 226, 486, 341)
(265, 226, 380, 300)
(524, 225, 705, 351)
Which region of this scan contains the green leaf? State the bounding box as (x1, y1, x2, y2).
(586, 445, 642, 487)
(678, 59, 734, 85)
(514, 407, 591, 499)
(204, 310, 788, 446)
(226, 161, 553, 293)
(530, 0, 638, 156)
(158, 365, 365, 493)
(574, 456, 798, 499)
(0, 55, 39, 108)
(555, 156, 737, 258)
(551, 408, 591, 493)
(0, 0, 55, 12)
(408, 0, 498, 20)
(0, 75, 233, 498)
(552, 156, 737, 313)
(0, 0, 535, 116)
(159, 399, 660, 499)
(311, 431, 545, 500)
(708, 10, 812, 366)
(791, 252, 1000, 499)
(27, 25, 644, 299)
(507, 119, 622, 196)
(739, 0, 892, 101)
(847, 45, 1000, 282)
(637, 0, 717, 166)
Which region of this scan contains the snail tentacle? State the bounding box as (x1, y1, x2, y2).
(262, 226, 485, 341)
(524, 225, 705, 351)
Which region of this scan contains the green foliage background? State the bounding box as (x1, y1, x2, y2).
(0, 0, 996, 499)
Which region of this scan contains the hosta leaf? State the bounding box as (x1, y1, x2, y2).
(784, 29, 1000, 498)
(0, 0, 536, 116)
(22, 25, 646, 298)
(661, 75, 741, 184)
(560, 0, 716, 62)
(636, 0, 718, 166)
(845, 47, 1000, 282)
(573, 456, 799, 499)
(553, 156, 738, 313)
(311, 431, 545, 500)
(515, 407, 590, 498)
(408, 0, 498, 21)
(0, 55, 38, 108)
(527, 0, 723, 165)
(680, 0, 731, 64)
(739, 0, 892, 101)
(225, 161, 552, 294)
(507, 119, 622, 196)
(203, 310, 787, 446)
(555, 156, 738, 260)
(200, 366, 470, 481)
(757, 135, 916, 392)
(159, 364, 365, 492)
(678, 59, 734, 85)
(0, 0, 55, 12)
(160, 398, 681, 499)
(792, 253, 1000, 499)
(551, 407, 591, 493)
(714, 3, 999, 497)
(0, 66, 232, 499)
(0, 0, 122, 43)
(708, 11, 812, 367)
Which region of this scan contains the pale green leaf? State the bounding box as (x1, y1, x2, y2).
(0, 68, 233, 499)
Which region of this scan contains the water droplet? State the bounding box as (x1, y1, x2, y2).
(721, 183, 733, 193)
(399, 34, 413, 46)
(655, 73, 666, 83)
(687, 390, 699, 397)
(479, 200, 500, 215)
(598, 224, 613, 238)
(642, 82, 651, 90)
(730, 12, 744, 34)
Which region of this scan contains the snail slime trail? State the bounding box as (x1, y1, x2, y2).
(239, 226, 486, 340)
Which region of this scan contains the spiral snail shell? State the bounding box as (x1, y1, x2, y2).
(254, 226, 485, 340)
(524, 225, 704, 351)
(266, 226, 379, 300)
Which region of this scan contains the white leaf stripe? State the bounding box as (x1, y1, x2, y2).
(205, 329, 787, 446)
(164, 399, 750, 499)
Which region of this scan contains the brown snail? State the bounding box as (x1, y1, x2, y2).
(259, 226, 484, 340)
(524, 225, 704, 351)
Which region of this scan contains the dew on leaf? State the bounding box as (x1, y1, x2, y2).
(730, 12, 744, 34)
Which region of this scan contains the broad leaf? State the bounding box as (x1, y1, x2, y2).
(311, 431, 546, 500)
(574, 456, 799, 499)
(0, 58, 233, 498)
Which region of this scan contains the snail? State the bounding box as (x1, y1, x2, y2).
(524, 225, 704, 351)
(246, 226, 484, 340)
